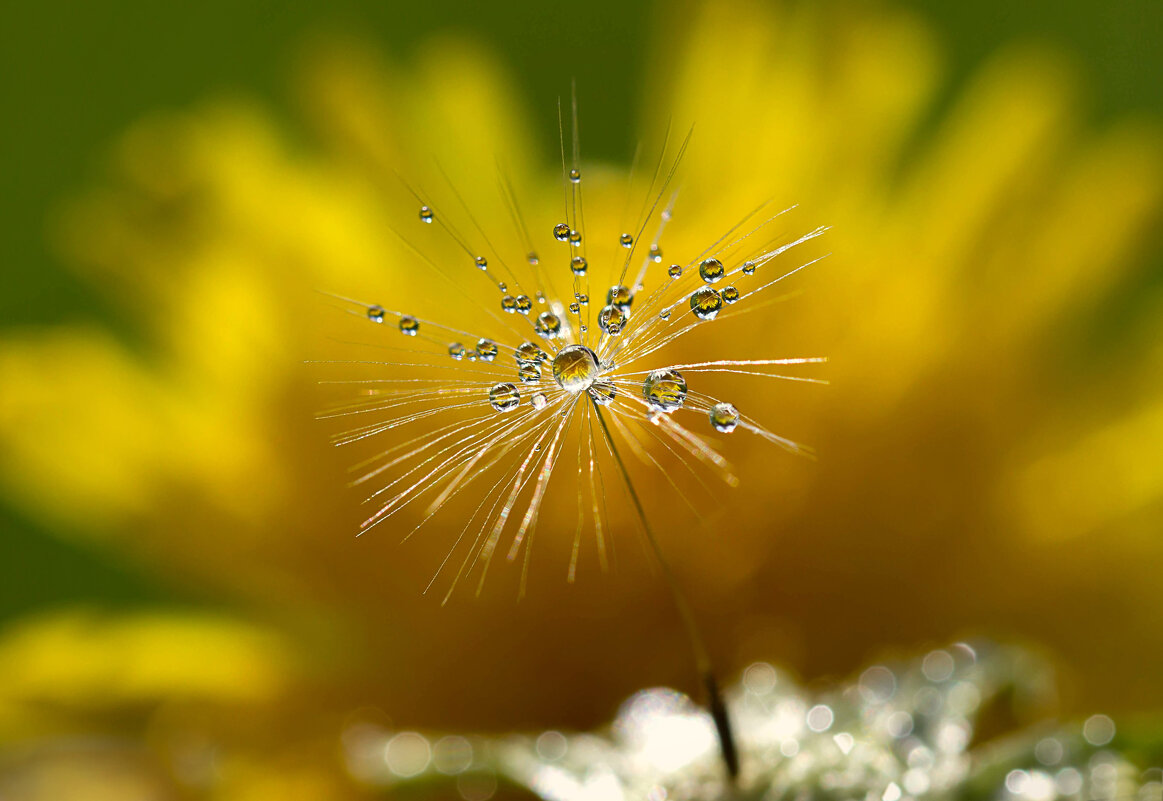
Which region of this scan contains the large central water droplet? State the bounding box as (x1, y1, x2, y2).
(552, 345, 600, 393)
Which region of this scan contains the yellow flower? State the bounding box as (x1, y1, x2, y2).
(1, 1, 1161, 796)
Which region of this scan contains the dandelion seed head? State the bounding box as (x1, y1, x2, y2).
(318, 93, 827, 595)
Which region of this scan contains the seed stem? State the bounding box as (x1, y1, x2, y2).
(590, 399, 740, 781)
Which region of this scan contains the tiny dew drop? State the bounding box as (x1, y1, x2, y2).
(659, 309, 671, 320)
(721, 285, 740, 304)
(535, 311, 562, 339)
(489, 383, 520, 412)
(448, 342, 466, 360)
(571, 256, 588, 275)
(598, 305, 627, 336)
(367, 305, 386, 323)
(699, 257, 725, 283)
(475, 339, 498, 362)
(643, 368, 687, 412)
(516, 295, 533, 314)
(501, 295, 518, 313)
(527, 252, 540, 266)
(419, 205, 434, 223)
(648, 244, 662, 263)
(569, 168, 581, 183)
(606, 285, 632, 312)
(398, 316, 420, 336)
(531, 392, 548, 410)
(518, 362, 542, 383)
(569, 229, 582, 245)
(667, 264, 682, 280)
(475, 256, 488, 270)
(709, 402, 739, 432)
(589, 381, 616, 406)
(742, 260, 757, 276)
(690, 286, 724, 320)
(497, 282, 507, 292)
(576, 293, 589, 305)
(515, 342, 547, 365)
(619, 233, 633, 248)
(553, 223, 571, 241)
(569, 302, 580, 314)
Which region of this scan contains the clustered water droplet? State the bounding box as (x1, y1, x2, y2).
(475, 256, 488, 270)
(721, 285, 740, 304)
(535, 311, 562, 339)
(598, 305, 627, 336)
(502, 295, 518, 313)
(367, 305, 385, 323)
(475, 339, 498, 362)
(399, 316, 420, 336)
(607, 285, 632, 312)
(571, 256, 587, 276)
(419, 205, 434, 223)
(553, 223, 571, 241)
(489, 382, 520, 412)
(515, 342, 547, 365)
(709, 402, 740, 432)
(568, 229, 582, 245)
(742, 260, 757, 275)
(643, 368, 687, 412)
(531, 392, 548, 410)
(689, 286, 724, 320)
(589, 381, 616, 405)
(448, 342, 466, 360)
(518, 363, 541, 384)
(699, 257, 725, 283)
(516, 295, 533, 314)
(552, 345, 600, 393)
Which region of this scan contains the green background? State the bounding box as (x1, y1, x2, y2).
(1, 0, 1160, 621)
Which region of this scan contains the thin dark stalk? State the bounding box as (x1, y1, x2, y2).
(591, 400, 740, 781)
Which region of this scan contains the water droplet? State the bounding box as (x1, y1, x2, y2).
(535, 311, 562, 339)
(598, 305, 626, 336)
(576, 293, 589, 305)
(568, 168, 581, 183)
(569, 302, 580, 313)
(501, 295, 517, 313)
(659, 309, 671, 320)
(552, 345, 600, 393)
(709, 402, 739, 432)
(515, 342, 547, 365)
(721, 285, 740, 304)
(606, 285, 632, 312)
(699, 257, 725, 283)
(619, 233, 633, 248)
(475, 256, 488, 270)
(527, 252, 540, 266)
(448, 342, 466, 360)
(667, 264, 682, 279)
(531, 392, 548, 410)
(568, 229, 582, 245)
(553, 223, 571, 241)
(475, 339, 498, 362)
(518, 362, 541, 384)
(535, 291, 546, 303)
(516, 295, 533, 314)
(643, 369, 687, 412)
(419, 205, 434, 223)
(367, 305, 385, 323)
(742, 260, 757, 275)
(571, 256, 587, 275)
(398, 316, 420, 336)
(589, 381, 616, 405)
(497, 282, 507, 292)
(489, 383, 520, 412)
(648, 244, 662, 262)
(690, 286, 723, 320)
